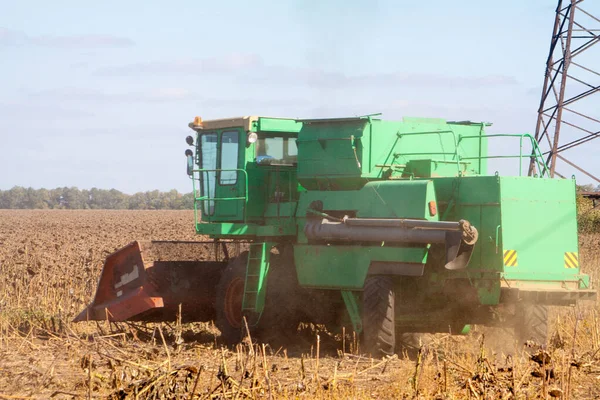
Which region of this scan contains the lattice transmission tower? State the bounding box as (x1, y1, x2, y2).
(529, 0, 600, 182)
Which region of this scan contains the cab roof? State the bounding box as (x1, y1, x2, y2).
(189, 116, 302, 133)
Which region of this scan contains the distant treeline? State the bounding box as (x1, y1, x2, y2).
(0, 187, 194, 210)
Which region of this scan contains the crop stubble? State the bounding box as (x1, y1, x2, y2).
(1, 210, 600, 399)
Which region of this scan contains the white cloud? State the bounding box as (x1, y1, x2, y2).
(0, 27, 134, 48)
(24, 87, 313, 109)
(95, 54, 518, 90)
(0, 101, 94, 120)
(96, 54, 261, 76)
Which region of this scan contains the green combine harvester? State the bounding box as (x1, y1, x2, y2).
(77, 115, 595, 356)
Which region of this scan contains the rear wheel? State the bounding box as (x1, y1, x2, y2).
(215, 253, 247, 345)
(362, 276, 396, 357)
(515, 303, 548, 347)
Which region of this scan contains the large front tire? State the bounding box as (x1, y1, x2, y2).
(362, 276, 396, 357)
(215, 253, 248, 345)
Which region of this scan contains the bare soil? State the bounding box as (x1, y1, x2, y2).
(1, 210, 600, 399)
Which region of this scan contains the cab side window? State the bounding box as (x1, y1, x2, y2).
(220, 131, 239, 185)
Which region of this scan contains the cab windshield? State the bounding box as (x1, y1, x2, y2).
(255, 136, 297, 165)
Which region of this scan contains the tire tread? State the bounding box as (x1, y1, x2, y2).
(362, 276, 395, 356)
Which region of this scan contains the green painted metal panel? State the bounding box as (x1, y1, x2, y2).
(243, 165, 299, 221)
(500, 177, 581, 282)
(296, 119, 365, 190)
(358, 180, 437, 219)
(431, 175, 588, 303)
(404, 159, 473, 178)
(431, 175, 503, 304)
(196, 221, 296, 238)
(454, 176, 501, 304)
(296, 180, 437, 220)
(294, 245, 427, 289)
(296, 117, 488, 190)
(264, 202, 297, 218)
(257, 117, 302, 133)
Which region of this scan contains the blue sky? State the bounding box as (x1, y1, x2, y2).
(0, 0, 598, 193)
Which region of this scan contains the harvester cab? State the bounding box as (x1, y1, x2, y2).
(78, 114, 596, 357)
(186, 116, 301, 227)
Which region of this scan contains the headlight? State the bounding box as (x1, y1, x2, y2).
(247, 132, 258, 144)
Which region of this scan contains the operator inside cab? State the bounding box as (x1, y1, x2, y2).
(255, 136, 298, 166)
(255, 138, 274, 164)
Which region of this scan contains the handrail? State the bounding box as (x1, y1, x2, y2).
(458, 133, 550, 177)
(191, 168, 249, 224)
(393, 130, 550, 178)
(395, 129, 461, 172)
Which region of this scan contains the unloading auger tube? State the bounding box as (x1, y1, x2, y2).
(304, 217, 478, 270)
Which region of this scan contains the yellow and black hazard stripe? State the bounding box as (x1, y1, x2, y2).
(503, 249, 518, 267)
(564, 252, 579, 269)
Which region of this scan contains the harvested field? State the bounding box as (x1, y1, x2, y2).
(1, 210, 600, 399)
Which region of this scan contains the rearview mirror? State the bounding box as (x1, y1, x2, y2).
(185, 149, 194, 176)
